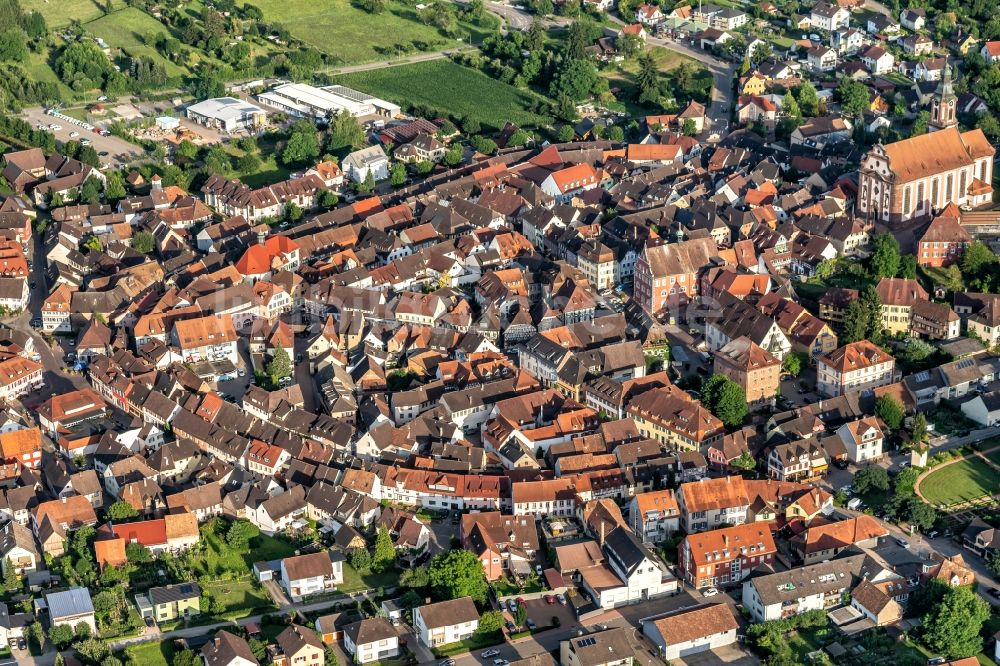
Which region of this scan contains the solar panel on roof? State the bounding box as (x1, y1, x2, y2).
(577, 637, 597, 647)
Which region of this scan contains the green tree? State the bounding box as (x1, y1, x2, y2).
(681, 118, 697, 136)
(81, 175, 102, 204)
(226, 520, 259, 549)
(730, 452, 757, 472)
(173, 649, 199, 666)
(910, 110, 931, 137)
(636, 51, 660, 106)
(898, 254, 917, 279)
(796, 81, 819, 117)
(961, 240, 996, 277)
(361, 0, 386, 13)
(557, 124, 575, 142)
(327, 110, 366, 152)
(870, 233, 901, 278)
(82, 235, 102, 254)
(126, 542, 152, 563)
(714, 381, 748, 428)
(875, 394, 904, 431)
(514, 603, 527, 626)
(285, 202, 303, 223)
(2, 558, 18, 592)
(782, 351, 808, 377)
(478, 609, 503, 635)
(389, 162, 407, 187)
(281, 121, 320, 167)
(836, 78, 869, 119)
(324, 645, 340, 666)
(350, 547, 372, 573)
(443, 144, 463, 167)
(105, 171, 126, 201)
(507, 128, 531, 147)
(911, 413, 928, 446)
(48, 624, 73, 648)
(399, 564, 430, 589)
(131, 230, 155, 254)
(75, 639, 111, 665)
(782, 91, 801, 120)
(267, 346, 293, 383)
(842, 299, 869, 344)
(0, 27, 29, 62)
(373, 525, 396, 572)
(317, 189, 339, 209)
(922, 585, 990, 658)
(176, 139, 198, 162)
(428, 549, 488, 604)
(470, 135, 497, 155)
(904, 497, 937, 531)
(105, 500, 138, 521)
(852, 464, 890, 494)
(860, 286, 884, 344)
(74, 621, 91, 639)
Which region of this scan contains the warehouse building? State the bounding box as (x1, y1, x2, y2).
(185, 97, 267, 133)
(257, 83, 400, 120)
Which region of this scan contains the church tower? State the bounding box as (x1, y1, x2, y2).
(928, 60, 957, 132)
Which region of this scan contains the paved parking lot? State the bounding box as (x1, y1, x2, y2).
(22, 107, 143, 168)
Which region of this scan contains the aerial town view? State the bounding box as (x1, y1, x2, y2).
(2, 0, 1000, 665)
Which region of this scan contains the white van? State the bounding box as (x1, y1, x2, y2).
(847, 497, 863, 510)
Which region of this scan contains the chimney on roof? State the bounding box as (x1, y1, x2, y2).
(61, 496, 67, 503)
(600, 521, 605, 546)
(257, 230, 266, 246)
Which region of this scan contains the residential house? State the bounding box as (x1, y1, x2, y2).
(45, 587, 96, 633)
(413, 597, 480, 648)
(343, 617, 399, 664)
(279, 550, 345, 602)
(273, 624, 325, 666)
(642, 603, 739, 662)
(836, 417, 885, 462)
(817, 340, 896, 397)
(201, 630, 260, 666)
(810, 2, 850, 31)
(678, 522, 777, 588)
(141, 583, 201, 623)
(460, 511, 539, 581)
(627, 490, 679, 544)
(713, 337, 781, 411)
(560, 628, 635, 666)
(634, 237, 717, 313)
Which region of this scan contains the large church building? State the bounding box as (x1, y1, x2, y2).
(857, 66, 995, 225)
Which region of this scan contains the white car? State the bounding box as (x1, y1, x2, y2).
(702, 587, 719, 597)
(69, 131, 79, 138)
(49, 124, 62, 131)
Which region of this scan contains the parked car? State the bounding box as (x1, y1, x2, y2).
(493, 660, 509, 666)
(507, 599, 518, 613)
(988, 587, 1000, 599)
(702, 587, 719, 597)
(482, 650, 501, 659)
(535, 564, 544, 576)
(525, 620, 535, 630)
(895, 537, 910, 548)
(545, 595, 555, 604)
(556, 593, 566, 605)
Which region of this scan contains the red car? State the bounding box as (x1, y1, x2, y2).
(545, 595, 556, 604)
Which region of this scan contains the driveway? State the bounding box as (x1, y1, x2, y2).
(675, 645, 760, 665)
(263, 579, 292, 607)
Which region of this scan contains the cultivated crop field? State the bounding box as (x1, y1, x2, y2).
(335, 59, 555, 129)
(241, 0, 498, 65)
(918, 457, 998, 508)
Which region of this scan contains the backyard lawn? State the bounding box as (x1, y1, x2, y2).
(122, 639, 175, 666)
(190, 523, 300, 577)
(239, 0, 498, 65)
(202, 579, 274, 619)
(334, 59, 555, 130)
(919, 457, 998, 508)
(340, 562, 403, 594)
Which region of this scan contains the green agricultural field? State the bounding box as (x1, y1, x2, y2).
(335, 59, 554, 129)
(86, 7, 188, 77)
(919, 457, 998, 507)
(22, 0, 124, 27)
(241, 0, 498, 65)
